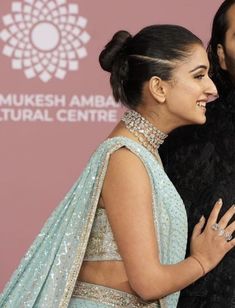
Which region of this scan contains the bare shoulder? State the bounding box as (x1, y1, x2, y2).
(105, 146, 151, 186)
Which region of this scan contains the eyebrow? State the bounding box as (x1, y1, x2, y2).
(189, 65, 208, 73)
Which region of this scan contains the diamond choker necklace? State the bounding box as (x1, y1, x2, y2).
(122, 110, 168, 156)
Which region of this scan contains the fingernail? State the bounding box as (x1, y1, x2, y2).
(199, 215, 204, 222)
(217, 198, 223, 206)
(232, 204, 235, 209)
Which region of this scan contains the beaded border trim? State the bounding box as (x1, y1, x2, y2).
(72, 281, 159, 307)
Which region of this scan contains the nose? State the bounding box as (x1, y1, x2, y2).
(205, 76, 218, 99)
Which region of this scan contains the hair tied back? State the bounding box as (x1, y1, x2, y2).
(99, 30, 132, 72)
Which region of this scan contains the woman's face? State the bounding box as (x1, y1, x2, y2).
(164, 44, 217, 128)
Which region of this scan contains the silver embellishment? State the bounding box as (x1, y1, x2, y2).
(72, 281, 159, 307)
(59, 151, 112, 308)
(211, 223, 232, 241)
(224, 232, 233, 242)
(211, 223, 220, 231)
(122, 110, 168, 157)
(84, 208, 122, 261)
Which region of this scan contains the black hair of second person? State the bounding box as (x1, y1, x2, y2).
(207, 0, 235, 94)
(99, 25, 202, 109)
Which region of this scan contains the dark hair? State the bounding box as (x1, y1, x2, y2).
(207, 0, 235, 94)
(99, 25, 202, 108)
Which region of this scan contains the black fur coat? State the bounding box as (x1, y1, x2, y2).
(160, 90, 235, 308)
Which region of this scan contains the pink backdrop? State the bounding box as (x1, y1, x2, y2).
(0, 0, 223, 291)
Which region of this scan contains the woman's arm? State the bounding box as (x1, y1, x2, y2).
(102, 148, 235, 301)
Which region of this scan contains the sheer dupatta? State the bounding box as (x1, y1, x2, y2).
(0, 140, 115, 308)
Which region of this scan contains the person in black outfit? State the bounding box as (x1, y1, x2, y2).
(160, 1, 235, 307)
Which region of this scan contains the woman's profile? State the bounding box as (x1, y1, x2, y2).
(0, 24, 234, 308)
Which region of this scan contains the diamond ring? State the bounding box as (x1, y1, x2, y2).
(211, 223, 232, 241)
(224, 232, 233, 242)
(211, 223, 220, 231)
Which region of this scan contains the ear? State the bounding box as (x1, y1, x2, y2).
(148, 76, 167, 103)
(217, 44, 227, 70)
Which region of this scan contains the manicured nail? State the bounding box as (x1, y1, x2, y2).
(199, 215, 204, 222)
(217, 198, 223, 206)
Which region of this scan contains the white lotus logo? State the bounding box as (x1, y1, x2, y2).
(0, 0, 90, 82)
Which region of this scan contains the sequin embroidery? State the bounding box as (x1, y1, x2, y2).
(84, 208, 122, 261)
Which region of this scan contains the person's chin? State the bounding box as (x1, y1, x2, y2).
(196, 115, 206, 125)
(188, 115, 206, 126)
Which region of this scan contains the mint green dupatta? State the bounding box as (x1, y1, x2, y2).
(0, 137, 187, 308)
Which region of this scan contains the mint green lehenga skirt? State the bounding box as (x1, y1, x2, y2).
(68, 281, 159, 307)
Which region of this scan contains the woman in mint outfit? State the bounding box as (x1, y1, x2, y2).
(1, 24, 235, 308)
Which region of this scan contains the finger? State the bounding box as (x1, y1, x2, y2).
(224, 220, 235, 235)
(206, 198, 223, 228)
(191, 216, 205, 240)
(226, 237, 235, 250)
(218, 204, 235, 229)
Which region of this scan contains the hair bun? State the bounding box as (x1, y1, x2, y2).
(99, 30, 132, 72)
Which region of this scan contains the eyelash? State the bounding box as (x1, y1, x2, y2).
(195, 74, 205, 80)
